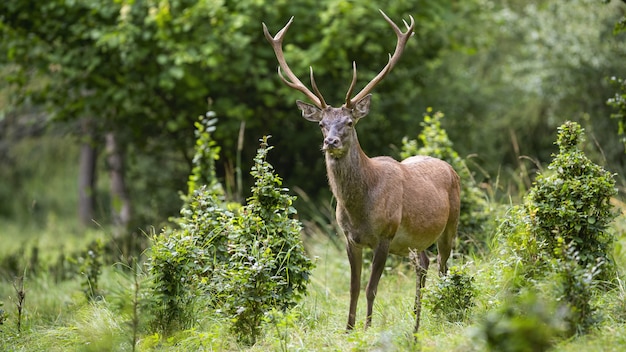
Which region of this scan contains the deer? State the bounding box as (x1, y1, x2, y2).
(263, 10, 461, 334)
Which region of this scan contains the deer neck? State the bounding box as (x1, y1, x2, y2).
(325, 139, 372, 207)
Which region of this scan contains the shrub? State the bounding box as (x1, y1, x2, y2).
(213, 136, 314, 345)
(424, 265, 476, 322)
(482, 290, 566, 352)
(148, 112, 230, 334)
(148, 132, 314, 344)
(401, 109, 490, 254)
(79, 239, 104, 301)
(526, 121, 618, 278)
(496, 121, 618, 336)
(556, 243, 603, 335)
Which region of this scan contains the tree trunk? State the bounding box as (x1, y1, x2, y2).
(105, 131, 131, 235)
(78, 119, 97, 227)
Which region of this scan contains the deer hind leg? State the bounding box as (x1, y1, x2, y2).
(410, 250, 430, 334)
(437, 207, 459, 276)
(436, 230, 454, 276)
(364, 239, 390, 329)
(346, 243, 363, 330)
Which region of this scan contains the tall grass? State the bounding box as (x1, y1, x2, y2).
(1, 216, 625, 351)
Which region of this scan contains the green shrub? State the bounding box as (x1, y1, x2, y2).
(214, 136, 314, 345)
(148, 112, 230, 334)
(402, 109, 490, 254)
(79, 239, 104, 301)
(148, 132, 314, 344)
(557, 243, 603, 335)
(482, 290, 566, 352)
(496, 121, 618, 336)
(424, 265, 476, 322)
(526, 121, 618, 278)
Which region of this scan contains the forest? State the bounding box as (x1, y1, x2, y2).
(1, 0, 626, 351)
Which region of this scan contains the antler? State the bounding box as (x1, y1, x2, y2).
(345, 10, 415, 108)
(263, 18, 328, 109)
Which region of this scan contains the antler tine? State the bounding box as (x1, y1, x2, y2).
(346, 10, 415, 107)
(344, 61, 358, 107)
(309, 67, 328, 108)
(263, 18, 327, 108)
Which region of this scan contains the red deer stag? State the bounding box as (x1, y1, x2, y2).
(263, 10, 460, 333)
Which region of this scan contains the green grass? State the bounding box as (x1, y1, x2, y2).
(1, 224, 625, 351)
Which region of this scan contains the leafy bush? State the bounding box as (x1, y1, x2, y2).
(213, 136, 314, 345)
(482, 290, 566, 352)
(423, 265, 475, 322)
(401, 109, 490, 254)
(79, 239, 104, 301)
(148, 113, 232, 334)
(526, 121, 618, 277)
(496, 121, 618, 335)
(148, 129, 314, 344)
(556, 244, 603, 335)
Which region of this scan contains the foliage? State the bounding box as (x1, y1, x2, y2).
(496, 121, 618, 336)
(557, 244, 603, 335)
(0, 301, 6, 327)
(211, 136, 314, 345)
(481, 290, 566, 352)
(79, 239, 104, 301)
(401, 109, 490, 254)
(423, 265, 476, 322)
(526, 121, 618, 276)
(185, 112, 222, 200)
(607, 76, 626, 150)
(149, 134, 313, 344)
(0, 0, 495, 220)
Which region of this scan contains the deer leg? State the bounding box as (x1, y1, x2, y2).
(436, 235, 453, 276)
(346, 243, 363, 330)
(365, 239, 390, 329)
(411, 250, 430, 334)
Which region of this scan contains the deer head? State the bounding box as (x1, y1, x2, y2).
(262, 10, 414, 158)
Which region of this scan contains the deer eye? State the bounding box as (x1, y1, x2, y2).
(346, 120, 354, 127)
(318, 121, 325, 128)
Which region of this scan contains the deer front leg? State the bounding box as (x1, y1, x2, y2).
(346, 243, 363, 330)
(365, 239, 391, 329)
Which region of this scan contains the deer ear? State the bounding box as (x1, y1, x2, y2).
(296, 100, 323, 122)
(352, 94, 371, 120)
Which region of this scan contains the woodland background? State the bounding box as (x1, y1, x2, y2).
(1, 0, 626, 351)
(1, 0, 625, 232)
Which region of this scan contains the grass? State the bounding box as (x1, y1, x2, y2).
(1, 222, 625, 351)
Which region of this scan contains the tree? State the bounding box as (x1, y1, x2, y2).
(1, 0, 485, 228)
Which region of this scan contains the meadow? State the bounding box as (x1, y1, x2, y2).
(1, 221, 625, 351)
